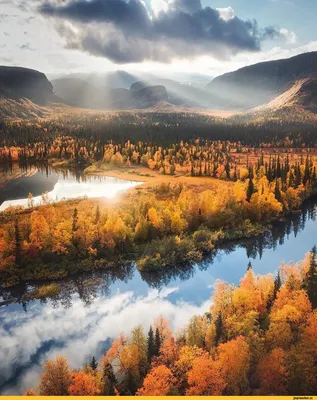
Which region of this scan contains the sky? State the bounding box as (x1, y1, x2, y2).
(1, 0, 317, 79)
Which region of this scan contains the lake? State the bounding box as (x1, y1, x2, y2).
(0, 164, 142, 211)
(0, 167, 317, 394)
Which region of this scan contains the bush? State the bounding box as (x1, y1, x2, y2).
(136, 236, 203, 271)
(193, 228, 215, 253)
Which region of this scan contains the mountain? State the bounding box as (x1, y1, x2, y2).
(0, 66, 58, 105)
(130, 79, 212, 108)
(51, 71, 148, 90)
(51, 77, 108, 109)
(206, 51, 317, 109)
(110, 85, 168, 109)
(255, 73, 317, 113)
(51, 77, 168, 109)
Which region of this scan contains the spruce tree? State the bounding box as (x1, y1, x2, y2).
(147, 326, 156, 363)
(305, 246, 317, 308)
(274, 180, 282, 202)
(268, 272, 282, 309)
(246, 178, 255, 202)
(103, 361, 117, 395)
(155, 327, 161, 356)
(90, 356, 98, 371)
(215, 312, 223, 345)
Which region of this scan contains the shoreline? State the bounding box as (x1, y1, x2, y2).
(83, 163, 234, 192)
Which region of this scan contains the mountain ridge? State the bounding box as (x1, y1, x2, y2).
(206, 51, 317, 109)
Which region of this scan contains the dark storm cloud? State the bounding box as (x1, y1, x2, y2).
(38, 0, 282, 63)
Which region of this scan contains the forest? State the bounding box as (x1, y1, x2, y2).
(22, 248, 317, 396)
(1, 147, 317, 286)
(1, 111, 317, 397)
(1, 109, 317, 151)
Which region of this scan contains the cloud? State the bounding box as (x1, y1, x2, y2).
(0, 287, 211, 394)
(36, 0, 283, 64)
(279, 27, 297, 44)
(216, 6, 234, 21)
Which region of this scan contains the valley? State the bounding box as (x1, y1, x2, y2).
(1, 49, 317, 397)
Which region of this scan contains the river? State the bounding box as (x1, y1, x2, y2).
(0, 166, 317, 394)
(0, 164, 141, 211)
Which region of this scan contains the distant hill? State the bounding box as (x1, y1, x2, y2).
(51, 77, 168, 110)
(51, 77, 108, 108)
(0, 66, 58, 105)
(130, 79, 212, 108)
(206, 51, 317, 109)
(53, 71, 143, 90)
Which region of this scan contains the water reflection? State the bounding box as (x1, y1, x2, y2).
(0, 163, 142, 211)
(0, 200, 317, 394)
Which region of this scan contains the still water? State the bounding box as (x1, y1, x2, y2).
(0, 165, 141, 211)
(0, 168, 317, 394)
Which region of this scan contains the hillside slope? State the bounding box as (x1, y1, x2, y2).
(0, 66, 58, 105)
(254, 74, 317, 113)
(207, 51, 317, 109)
(52, 77, 168, 110)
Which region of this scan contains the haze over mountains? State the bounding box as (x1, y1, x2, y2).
(1, 51, 317, 115)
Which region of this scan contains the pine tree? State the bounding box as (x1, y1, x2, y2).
(215, 312, 223, 345)
(295, 164, 301, 188)
(268, 271, 282, 309)
(90, 356, 98, 371)
(155, 327, 161, 356)
(288, 170, 295, 188)
(147, 326, 156, 363)
(305, 246, 317, 308)
(274, 180, 282, 202)
(247, 261, 252, 271)
(246, 178, 255, 202)
(102, 361, 117, 395)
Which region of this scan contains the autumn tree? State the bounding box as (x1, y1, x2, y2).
(216, 336, 250, 395)
(38, 356, 72, 395)
(68, 371, 101, 396)
(29, 211, 50, 250)
(186, 315, 208, 348)
(131, 325, 148, 378)
(14, 219, 22, 266)
(186, 357, 226, 396)
(24, 389, 36, 396)
(136, 365, 175, 396)
(256, 348, 288, 395)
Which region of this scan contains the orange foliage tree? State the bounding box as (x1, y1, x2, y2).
(186, 357, 226, 396)
(68, 371, 101, 396)
(216, 336, 250, 395)
(136, 365, 175, 396)
(38, 356, 72, 395)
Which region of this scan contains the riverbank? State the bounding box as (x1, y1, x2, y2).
(84, 163, 234, 192)
(1, 156, 317, 288)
